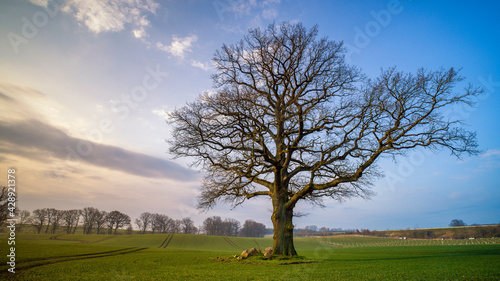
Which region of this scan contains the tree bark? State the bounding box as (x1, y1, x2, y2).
(271, 194, 297, 256)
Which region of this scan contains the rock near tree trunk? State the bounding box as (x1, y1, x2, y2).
(240, 247, 259, 259)
(264, 247, 273, 259)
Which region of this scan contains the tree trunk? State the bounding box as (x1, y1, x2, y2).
(271, 199, 297, 256)
(73, 217, 79, 234)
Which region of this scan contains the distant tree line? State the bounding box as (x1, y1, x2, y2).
(293, 221, 500, 239)
(24, 207, 132, 235)
(137, 213, 268, 237)
(360, 225, 500, 239)
(294, 225, 354, 237)
(135, 212, 197, 234)
(1, 203, 268, 237)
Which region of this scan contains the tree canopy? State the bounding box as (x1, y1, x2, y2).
(168, 22, 480, 256)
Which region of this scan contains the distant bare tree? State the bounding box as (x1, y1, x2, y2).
(181, 217, 196, 234)
(150, 213, 161, 234)
(50, 209, 65, 234)
(62, 210, 80, 234)
(223, 218, 240, 237)
(239, 220, 267, 238)
(172, 219, 181, 233)
(106, 210, 131, 234)
(160, 215, 175, 233)
(95, 210, 108, 234)
(31, 208, 48, 234)
(169, 22, 481, 255)
(0, 186, 10, 226)
(16, 210, 30, 233)
(81, 207, 100, 234)
(135, 218, 144, 233)
(449, 219, 466, 227)
(305, 225, 318, 234)
(44, 208, 56, 234)
(319, 227, 328, 235)
(202, 216, 240, 236)
(136, 212, 153, 234)
(126, 225, 133, 235)
(151, 214, 170, 234)
(203, 216, 223, 236)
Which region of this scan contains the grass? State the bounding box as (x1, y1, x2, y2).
(311, 235, 500, 247)
(1, 233, 499, 280)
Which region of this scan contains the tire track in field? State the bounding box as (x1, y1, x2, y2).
(14, 247, 138, 264)
(158, 234, 171, 248)
(93, 236, 117, 244)
(163, 233, 174, 248)
(9, 247, 148, 272)
(224, 237, 244, 250)
(49, 234, 112, 244)
(49, 235, 60, 240)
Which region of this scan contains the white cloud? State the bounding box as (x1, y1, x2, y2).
(232, 0, 257, 16)
(263, 0, 281, 4)
(477, 149, 500, 169)
(61, 0, 159, 39)
(262, 8, 277, 19)
(191, 60, 212, 71)
(27, 0, 49, 6)
(152, 108, 170, 119)
(156, 35, 198, 59)
(228, 0, 279, 19)
(133, 28, 147, 39)
(481, 149, 500, 158)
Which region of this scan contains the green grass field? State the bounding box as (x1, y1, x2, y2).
(1, 233, 499, 280)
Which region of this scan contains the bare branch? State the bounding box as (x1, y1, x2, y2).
(167, 22, 480, 256)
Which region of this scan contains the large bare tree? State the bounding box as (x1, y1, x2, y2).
(168, 22, 480, 256)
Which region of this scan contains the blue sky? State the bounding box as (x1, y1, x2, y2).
(0, 0, 499, 231)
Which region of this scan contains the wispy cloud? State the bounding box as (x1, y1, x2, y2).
(151, 108, 169, 119)
(481, 149, 500, 158)
(0, 83, 195, 182)
(0, 84, 48, 122)
(27, 0, 49, 6)
(156, 35, 198, 59)
(0, 118, 195, 181)
(30, 0, 160, 40)
(262, 8, 277, 20)
(191, 60, 213, 71)
(477, 149, 500, 169)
